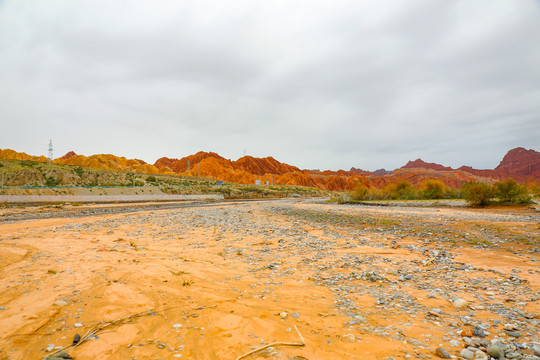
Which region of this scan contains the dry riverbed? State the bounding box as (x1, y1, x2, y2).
(0, 199, 539, 360)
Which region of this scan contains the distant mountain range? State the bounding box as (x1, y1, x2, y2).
(0, 147, 538, 191)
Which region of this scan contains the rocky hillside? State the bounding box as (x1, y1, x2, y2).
(0, 147, 537, 191)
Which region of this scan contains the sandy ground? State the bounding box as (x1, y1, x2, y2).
(0, 199, 538, 360)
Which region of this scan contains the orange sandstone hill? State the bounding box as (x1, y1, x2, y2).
(0, 147, 537, 191)
(54, 153, 165, 174)
(0, 148, 48, 163)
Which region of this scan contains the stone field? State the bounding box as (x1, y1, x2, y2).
(0, 198, 538, 360)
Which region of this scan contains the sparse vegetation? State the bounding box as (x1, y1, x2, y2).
(419, 179, 446, 199)
(352, 182, 369, 200)
(171, 270, 189, 276)
(493, 179, 531, 204)
(461, 181, 493, 207)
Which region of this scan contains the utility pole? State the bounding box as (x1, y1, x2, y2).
(48, 140, 53, 161)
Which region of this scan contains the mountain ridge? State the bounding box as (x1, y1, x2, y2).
(0, 147, 537, 190)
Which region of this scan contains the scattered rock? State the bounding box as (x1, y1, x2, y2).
(506, 331, 521, 338)
(342, 334, 356, 343)
(486, 344, 505, 359)
(459, 348, 474, 360)
(435, 347, 451, 358)
(452, 298, 468, 309)
(53, 300, 68, 307)
(472, 325, 485, 338)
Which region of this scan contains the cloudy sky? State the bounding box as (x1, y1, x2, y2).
(1, 0, 539, 171)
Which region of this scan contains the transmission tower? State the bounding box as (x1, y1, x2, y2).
(48, 140, 53, 161)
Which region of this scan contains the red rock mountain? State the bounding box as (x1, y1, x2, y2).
(495, 147, 539, 179)
(397, 148, 539, 184)
(59, 151, 77, 160)
(456, 148, 539, 182)
(233, 156, 300, 176)
(401, 159, 453, 171)
(154, 151, 227, 173)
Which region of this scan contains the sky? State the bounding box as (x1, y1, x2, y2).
(1, 0, 539, 171)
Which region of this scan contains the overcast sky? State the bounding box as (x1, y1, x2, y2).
(1, 0, 539, 171)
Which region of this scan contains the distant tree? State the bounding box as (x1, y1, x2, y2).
(493, 179, 531, 204)
(419, 179, 446, 199)
(461, 181, 493, 206)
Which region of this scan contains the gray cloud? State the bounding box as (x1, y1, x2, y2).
(0, 0, 539, 171)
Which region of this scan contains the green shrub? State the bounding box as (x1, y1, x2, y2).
(45, 176, 59, 187)
(493, 179, 531, 204)
(419, 179, 446, 199)
(146, 175, 157, 183)
(461, 181, 493, 206)
(530, 184, 540, 198)
(384, 180, 416, 199)
(74, 166, 84, 178)
(352, 182, 369, 200)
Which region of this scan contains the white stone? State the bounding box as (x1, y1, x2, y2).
(452, 298, 468, 309)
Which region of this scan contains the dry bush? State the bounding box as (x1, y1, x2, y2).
(461, 181, 493, 206)
(419, 179, 446, 199)
(493, 179, 531, 204)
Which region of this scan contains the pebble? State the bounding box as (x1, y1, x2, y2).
(279, 312, 288, 319)
(173, 324, 182, 328)
(486, 344, 505, 359)
(53, 300, 68, 306)
(435, 347, 451, 358)
(342, 334, 356, 343)
(73, 323, 83, 328)
(452, 298, 468, 309)
(459, 348, 474, 360)
(472, 325, 485, 338)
